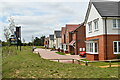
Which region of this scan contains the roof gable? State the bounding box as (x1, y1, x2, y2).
(49, 35, 54, 40)
(66, 24, 80, 32)
(85, 1, 120, 23)
(54, 31, 61, 38)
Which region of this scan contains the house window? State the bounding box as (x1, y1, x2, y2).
(94, 20, 98, 31)
(113, 41, 120, 54)
(90, 43, 93, 52)
(88, 22, 92, 32)
(66, 45, 68, 50)
(95, 43, 98, 52)
(86, 42, 98, 54)
(113, 19, 120, 28)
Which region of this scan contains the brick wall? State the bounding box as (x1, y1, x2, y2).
(86, 34, 120, 60)
(69, 25, 86, 55)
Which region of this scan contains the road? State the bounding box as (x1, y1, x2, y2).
(34, 48, 84, 63)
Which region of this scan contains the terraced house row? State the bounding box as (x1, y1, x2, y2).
(44, 1, 120, 61)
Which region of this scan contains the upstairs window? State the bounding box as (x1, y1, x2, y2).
(88, 22, 92, 33)
(113, 19, 120, 28)
(94, 19, 99, 31)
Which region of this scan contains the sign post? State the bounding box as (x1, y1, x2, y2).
(16, 26, 21, 51)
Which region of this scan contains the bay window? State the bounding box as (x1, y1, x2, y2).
(86, 42, 98, 54)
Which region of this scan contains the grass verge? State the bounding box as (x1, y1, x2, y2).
(56, 52, 66, 55)
(2, 46, 119, 78)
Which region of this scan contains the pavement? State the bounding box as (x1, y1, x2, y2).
(34, 48, 85, 63)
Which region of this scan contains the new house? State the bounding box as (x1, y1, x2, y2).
(70, 23, 86, 55)
(61, 24, 80, 53)
(44, 37, 49, 48)
(54, 31, 62, 50)
(85, 1, 120, 60)
(49, 35, 54, 48)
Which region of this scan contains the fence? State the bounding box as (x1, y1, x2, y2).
(36, 52, 120, 67)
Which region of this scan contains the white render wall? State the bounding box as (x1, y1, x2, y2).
(86, 4, 104, 38)
(86, 4, 120, 38)
(49, 39, 54, 48)
(54, 34, 61, 49)
(56, 38, 61, 49)
(105, 18, 120, 34)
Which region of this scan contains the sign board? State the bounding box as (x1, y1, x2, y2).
(16, 27, 21, 38)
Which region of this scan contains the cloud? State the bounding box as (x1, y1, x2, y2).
(0, 1, 89, 42)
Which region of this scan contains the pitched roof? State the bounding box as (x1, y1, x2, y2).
(93, 1, 120, 17)
(49, 35, 54, 40)
(72, 23, 84, 33)
(66, 24, 80, 32)
(84, 1, 120, 23)
(54, 31, 61, 38)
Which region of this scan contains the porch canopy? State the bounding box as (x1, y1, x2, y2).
(85, 38, 99, 43)
(69, 40, 76, 46)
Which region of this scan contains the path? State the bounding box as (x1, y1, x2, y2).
(34, 48, 84, 63)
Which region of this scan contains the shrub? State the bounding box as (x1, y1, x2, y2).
(115, 54, 120, 59)
(70, 53, 75, 55)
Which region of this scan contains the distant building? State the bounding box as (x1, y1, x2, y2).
(44, 37, 49, 48)
(49, 35, 54, 48)
(54, 31, 62, 49)
(70, 23, 86, 55)
(61, 24, 80, 53)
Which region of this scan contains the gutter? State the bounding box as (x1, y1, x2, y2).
(105, 17, 108, 60)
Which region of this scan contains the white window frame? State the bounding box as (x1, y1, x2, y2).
(86, 42, 98, 54)
(113, 19, 120, 28)
(113, 41, 120, 54)
(94, 19, 99, 31)
(88, 22, 92, 33)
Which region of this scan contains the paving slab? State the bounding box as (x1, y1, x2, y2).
(34, 48, 85, 63)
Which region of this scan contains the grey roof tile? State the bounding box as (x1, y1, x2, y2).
(93, 2, 120, 17)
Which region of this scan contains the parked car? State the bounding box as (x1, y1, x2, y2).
(79, 51, 86, 57)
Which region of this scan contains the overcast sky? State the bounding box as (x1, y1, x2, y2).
(0, 0, 118, 42)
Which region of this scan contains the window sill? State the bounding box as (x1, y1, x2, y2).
(86, 52, 98, 54)
(114, 52, 120, 54)
(88, 31, 92, 33)
(94, 29, 99, 32)
(112, 28, 120, 30)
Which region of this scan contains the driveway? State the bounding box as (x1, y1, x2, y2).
(34, 48, 84, 63)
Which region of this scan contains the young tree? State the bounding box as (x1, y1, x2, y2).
(4, 17, 16, 42)
(4, 26, 10, 41)
(8, 17, 16, 35)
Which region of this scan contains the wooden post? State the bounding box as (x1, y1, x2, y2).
(77, 60, 80, 64)
(72, 59, 74, 64)
(85, 61, 88, 66)
(58, 59, 60, 62)
(109, 60, 111, 67)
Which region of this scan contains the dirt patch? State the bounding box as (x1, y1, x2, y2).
(99, 65, 120, 68)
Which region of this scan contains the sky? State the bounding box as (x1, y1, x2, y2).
(0, 0, 119, 42)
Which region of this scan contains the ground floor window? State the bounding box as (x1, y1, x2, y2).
(113, 41, 120, 54)
(86, 42, 98, 54)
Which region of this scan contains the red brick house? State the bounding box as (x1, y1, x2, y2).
(85, 1, 120, 61)
(69, 23, 86, 55)
(61, 24, 80, 53)
(60, 27, 66, 52)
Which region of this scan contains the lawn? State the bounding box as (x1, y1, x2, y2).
(2, 46, 119, 78)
